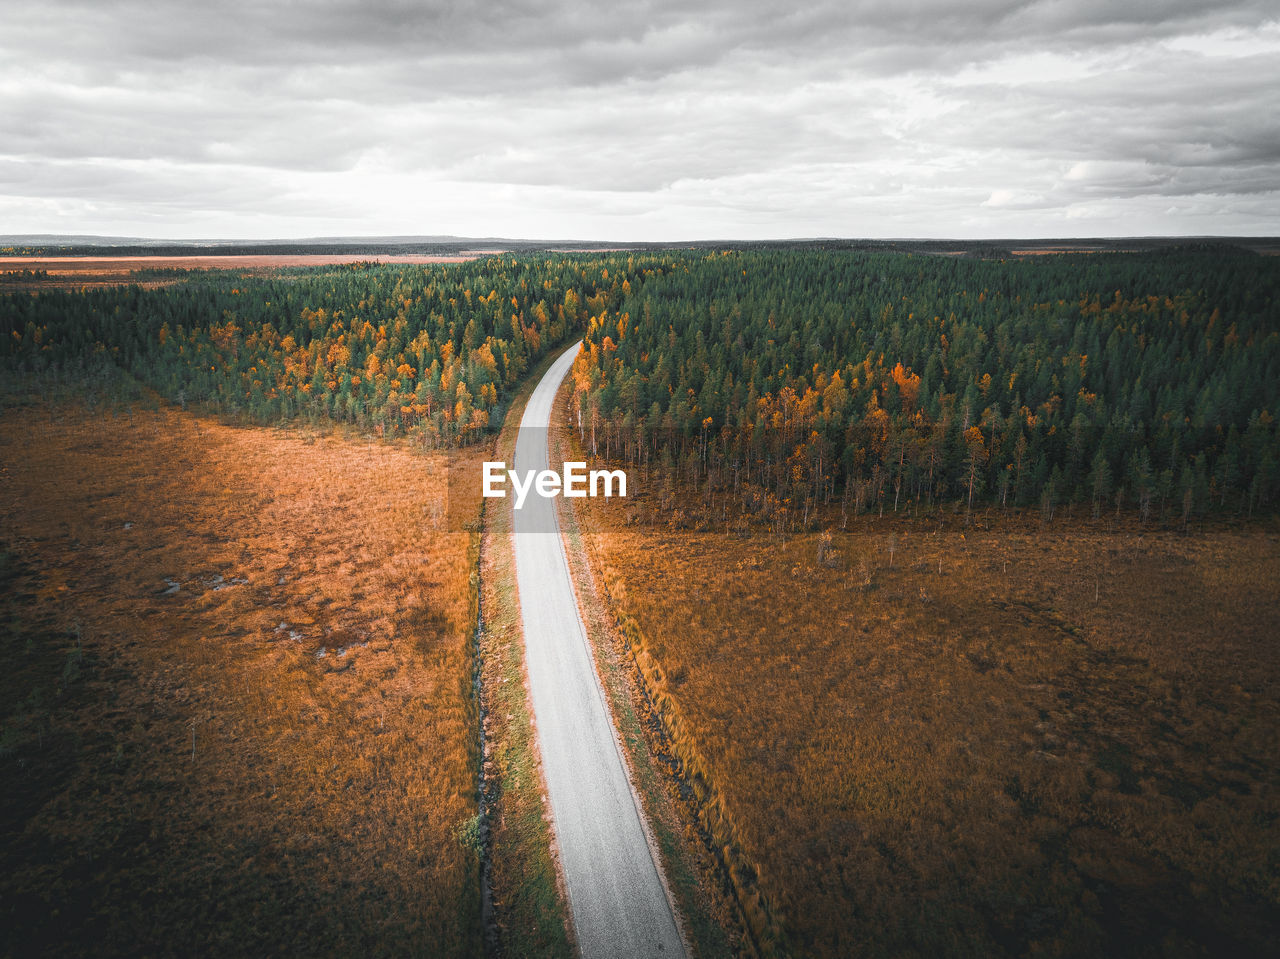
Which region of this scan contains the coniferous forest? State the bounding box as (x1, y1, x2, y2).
(1, 255, 663, 446)
(568, 246, 1280, 524)
(3, 246, 1279, 522)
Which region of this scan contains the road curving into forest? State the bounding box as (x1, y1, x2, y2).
(511, 340, 686, 959)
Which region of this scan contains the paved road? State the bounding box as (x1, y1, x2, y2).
(512, 341, 686, 958)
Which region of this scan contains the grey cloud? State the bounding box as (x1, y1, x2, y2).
(8, 1, 1274, 81)
(2, 0, 1276, 238)
(417, 80, 888, 192)
(1, 84, 367, 172)
(915, 43, 1280, 202)
(0, 154, 364, 228)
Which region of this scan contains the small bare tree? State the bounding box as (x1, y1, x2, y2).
(817, 529, 833, 565)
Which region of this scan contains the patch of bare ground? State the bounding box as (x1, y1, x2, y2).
(576, 483, 1280, 957)
(0, 398, 485, 956)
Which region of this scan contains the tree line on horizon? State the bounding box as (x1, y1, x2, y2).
(568, 247, 1280, 525)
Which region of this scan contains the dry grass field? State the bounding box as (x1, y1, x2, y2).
(0, 394, 486, 956)
(576, 475, 1280, 956)
(0, 254, 480, 290)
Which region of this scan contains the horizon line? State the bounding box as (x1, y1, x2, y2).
(4, 232, 1279, 247)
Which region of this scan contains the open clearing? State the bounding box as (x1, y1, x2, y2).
(0, 396, 485, 956)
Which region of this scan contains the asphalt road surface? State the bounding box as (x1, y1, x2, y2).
(511, 341, 686, 958)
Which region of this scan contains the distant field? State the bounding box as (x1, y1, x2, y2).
(575, 465, 1280, 956)
(0, 253, 484, 289)
(0, 397, 486, 956)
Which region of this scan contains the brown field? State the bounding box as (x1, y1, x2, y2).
(0, 396, 486, 956)
(0, 254, 484, 290)
(572, 447, 1280, 955)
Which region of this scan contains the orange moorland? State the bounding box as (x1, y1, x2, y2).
(570, 429, 1280, 956)
(0, 396, 485, 956)
(0, 254, 482, 290)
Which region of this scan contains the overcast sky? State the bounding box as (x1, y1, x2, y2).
(2, 0, 1278, 240)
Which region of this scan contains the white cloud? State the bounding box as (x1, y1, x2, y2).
(984, 189, 1047, 209)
